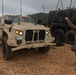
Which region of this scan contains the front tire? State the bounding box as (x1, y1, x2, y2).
(38, 46, 50, 53)
(2, 37, 12, 60)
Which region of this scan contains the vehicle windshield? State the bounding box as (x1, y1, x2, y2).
(22, 17, 32, 23)
(8, 16, 20, 22)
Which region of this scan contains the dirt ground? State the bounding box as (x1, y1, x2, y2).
(0, 44, 76, 75)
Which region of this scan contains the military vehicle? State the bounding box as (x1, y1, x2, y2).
(0, 15, 55, 60)
(48, 8, 76, 45)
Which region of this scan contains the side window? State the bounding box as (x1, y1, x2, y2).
(9, 16, 13, 21)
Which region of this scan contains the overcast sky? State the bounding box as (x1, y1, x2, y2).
(0, 0, 76, 16)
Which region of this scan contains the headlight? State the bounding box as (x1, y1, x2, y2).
(15, 30, 23, 36)
(19, 31, 23, 36)
(46, 31, 49, 35)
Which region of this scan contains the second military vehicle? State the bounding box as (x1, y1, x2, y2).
(48, 8, 76, 45)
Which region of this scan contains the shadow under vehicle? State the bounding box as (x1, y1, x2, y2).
(0, 15, 55, 60)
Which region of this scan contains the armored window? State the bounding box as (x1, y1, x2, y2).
(8, 16, 20, 22)
(22, 17, 32, 23)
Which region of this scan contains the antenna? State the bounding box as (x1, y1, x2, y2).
(60, 0, 63, 9)
(20, 0, 22, 15)
(43, 5, 45, 13)
(56, 0, 60, 10)
(70, 0, 72, 8)
(56, 0, 64, 10)
(2, 0, 4, 16)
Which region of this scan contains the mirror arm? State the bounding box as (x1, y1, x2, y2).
(9, 23, 13, 32)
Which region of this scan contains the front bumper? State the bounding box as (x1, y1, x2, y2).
(11, 42, 56, 51)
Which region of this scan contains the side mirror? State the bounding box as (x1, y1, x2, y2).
(4, 19, 12, 25)
(36, 19, 42, 24)
(1, 18, 4, 24)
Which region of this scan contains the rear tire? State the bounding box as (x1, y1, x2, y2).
(53, 29, 65, 46)
(2, 37, 12, 60)
(38, 46, 50, 53)
(65, 30, 75, 44)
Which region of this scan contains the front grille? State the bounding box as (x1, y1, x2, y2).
(25, 30, 45, 42)
(39, 30, 45, 40)
(25, 30, 33, 41)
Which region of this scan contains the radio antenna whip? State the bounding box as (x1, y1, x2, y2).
(2, 0, 4, 16)
(20, 0, 22, 16)
(70, 0, 72, 8)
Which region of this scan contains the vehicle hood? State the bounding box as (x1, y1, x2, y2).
(12, 22, 49, 30)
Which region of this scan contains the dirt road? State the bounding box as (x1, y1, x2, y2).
(0, 44, 76, 75)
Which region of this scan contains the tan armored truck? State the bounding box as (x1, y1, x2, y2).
(0, 15, 55, 60)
